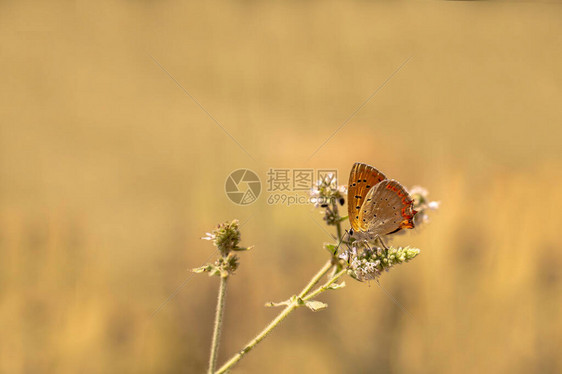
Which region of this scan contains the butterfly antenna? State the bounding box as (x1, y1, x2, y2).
(332, 229, 350, 255)
(343, 230, 353, 252)
(375, 279, 415, 321)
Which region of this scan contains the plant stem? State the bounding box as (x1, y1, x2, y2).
(215, 260, 333, 374)
(208, 275, 228, 374)
(303, 268, 347, 302)
(332, 200, 343, 242)
(297, 259, 333, 298)
(215, 199, 346, 373)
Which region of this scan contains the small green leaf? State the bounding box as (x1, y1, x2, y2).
(192, 265, 210, 273)
(324, 243, 337, 253)
(232, 245, 253, 252)
(305, 300, 328, 312)
(192, 264, 218, 275)
(327, 281, 346, 290)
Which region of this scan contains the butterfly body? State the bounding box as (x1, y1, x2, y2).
(347, 163, 417, 240)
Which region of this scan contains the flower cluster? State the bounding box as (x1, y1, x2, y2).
(201, 219, 250, 257)
(310, 173, 346, 208)
(409, 186, 440, 226)
(196, 219, 251, 277)
(339, 244, 420, 282)
(193, 253, 240, 278)
(310, 173, 347, 226)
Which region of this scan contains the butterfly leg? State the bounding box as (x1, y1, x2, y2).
(375, 235, 389, 250)
(359, 239, 375, 255)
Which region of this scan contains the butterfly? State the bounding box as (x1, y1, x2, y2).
(347, 162, 417, 242)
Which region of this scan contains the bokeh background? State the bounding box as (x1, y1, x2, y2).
(1, 0, 561, 373)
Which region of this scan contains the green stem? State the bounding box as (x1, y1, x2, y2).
(215, 200, 346, 373)
(303, 269, 347, 302)
(332, 200, 343, 242)
(215, 260, 333, 374)
(208, 275, 228, 374)
(297, 260, 333, 298)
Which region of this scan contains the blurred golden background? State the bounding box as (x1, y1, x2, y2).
(1, 0, 561, 373)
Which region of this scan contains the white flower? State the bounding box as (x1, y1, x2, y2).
(408, 185, 439, 226)
(365, 261, 376, 273)
(428, 201, 441, 210)
(310, 186, 320, 197)
(201, 232, 215, 241)
(338, 251, 349, 262)
(409, 185, 428, 198)
(351, 259, 362, 269)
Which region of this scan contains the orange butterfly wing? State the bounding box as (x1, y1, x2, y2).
(347, 163, 386, 231)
